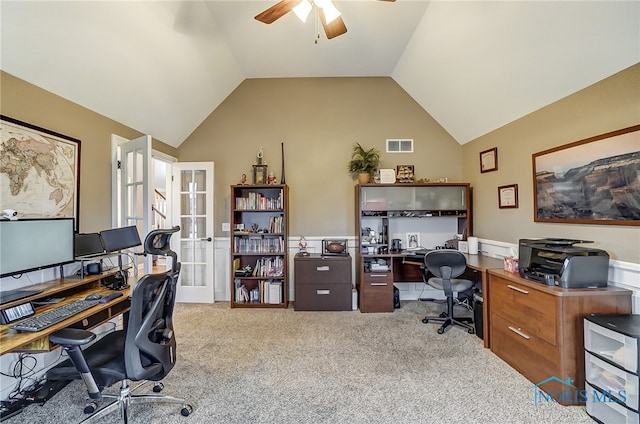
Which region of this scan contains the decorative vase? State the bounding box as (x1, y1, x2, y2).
(358, 173, 370, 184)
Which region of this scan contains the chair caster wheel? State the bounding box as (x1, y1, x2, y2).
(437, 328, 445, 334)
(181, 404, 193, 416)
(422, 318, 429, 324)
(439, 312, 447, 318)
(84, 402, 98, 414)
(468, 328, 475, 334)
(153, 382, 164, 393)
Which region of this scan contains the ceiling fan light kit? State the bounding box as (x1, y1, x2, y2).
(255, 0, 395, 41)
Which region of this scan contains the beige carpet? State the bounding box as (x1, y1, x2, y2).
(5, 301, 593, 423)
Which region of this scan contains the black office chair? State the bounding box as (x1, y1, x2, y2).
(421, 250, 475, 334)
(46, 226, 193, 423)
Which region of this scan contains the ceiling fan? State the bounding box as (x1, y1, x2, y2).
(255, 0, 396, 41)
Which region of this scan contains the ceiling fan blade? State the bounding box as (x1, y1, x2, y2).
(255, 0, 302, 24)
(319, 10, 347, 40)
(377, 0, 396, 2)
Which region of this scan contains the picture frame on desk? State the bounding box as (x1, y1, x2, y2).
(498, 184, 518, 209)
(0, 115, 81, 231)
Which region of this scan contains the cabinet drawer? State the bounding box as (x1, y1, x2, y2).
(359, 279, 393, 313)
(295, 259, 351, 286)
(294, 283, 351, 311)
(490, 314, 558, 388)
(586, 352, 639, 411)
(490, 277, 557, 346)
(585, 319, 640, 374)
(363, 272, 393, 283)
(586, 382, 639, 424)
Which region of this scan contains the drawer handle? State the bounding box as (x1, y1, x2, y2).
(370, 282, 388, 286)
(370, 274, 388, 278)
(508, 326, 531, 340)
(507, 284, 529, 294)
(316, 266, 330, 271)
(316, 290, 330, 295)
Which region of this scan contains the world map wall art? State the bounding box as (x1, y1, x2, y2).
(0, 115, 80, 231)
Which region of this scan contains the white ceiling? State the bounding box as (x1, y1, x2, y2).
(1, 1, 638, 148)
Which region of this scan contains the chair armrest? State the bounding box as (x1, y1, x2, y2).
(49, 328, 96, 346)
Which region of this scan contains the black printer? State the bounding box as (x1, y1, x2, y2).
(518, 238, 609, 288)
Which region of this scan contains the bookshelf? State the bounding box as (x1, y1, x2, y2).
(230, 184, 288, 308)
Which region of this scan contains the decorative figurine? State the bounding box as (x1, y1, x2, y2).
(257, 146, 264, 165)
(241, 174, 247, 185)
(298, 236, 309, 256)
(267, 171, 277, 185)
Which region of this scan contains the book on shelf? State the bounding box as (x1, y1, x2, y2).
(268, 281, 282, 304)
(235, 189, 284, 211)
(234, 236, 284, 253)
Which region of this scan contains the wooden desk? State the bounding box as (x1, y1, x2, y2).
(486, 269, 632, 404)
(0, 270, 131, 355)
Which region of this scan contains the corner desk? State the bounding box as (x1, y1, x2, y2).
(0, 269, 131, 355)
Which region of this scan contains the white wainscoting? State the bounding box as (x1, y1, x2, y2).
(215, 236, 640, 310)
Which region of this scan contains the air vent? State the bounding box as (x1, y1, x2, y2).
(386, 139, 413, 153)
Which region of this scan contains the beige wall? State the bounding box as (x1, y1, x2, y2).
(0, 71, 178, 232)
(178, 77, 462, 237)
(3, 68, 638, 263)
(461, 63, 640, 263)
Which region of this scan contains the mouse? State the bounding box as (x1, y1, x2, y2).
(85, 294, 103, 301)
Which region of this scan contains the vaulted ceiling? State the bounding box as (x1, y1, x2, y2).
(1, 1, 638, 148)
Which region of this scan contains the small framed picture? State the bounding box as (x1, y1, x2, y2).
(405, 232, 421, 249)
(396, 165, 415, 183)
(498, 184, 518, 209)
(480, 147, 498, 173)
(379, 168, 396, 184)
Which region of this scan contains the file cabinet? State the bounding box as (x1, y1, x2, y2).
(487, 269, 632, 405)
(584, 314, 640, 423)
(294, 254, 352, 311)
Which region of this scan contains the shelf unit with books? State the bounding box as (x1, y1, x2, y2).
(230, 184, 288, 308)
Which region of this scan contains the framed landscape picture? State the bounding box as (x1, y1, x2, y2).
(532, 125, 640, 226)
(0, 115, 81, 231)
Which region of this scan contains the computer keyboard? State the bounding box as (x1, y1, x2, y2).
(10, 299, 99, 332)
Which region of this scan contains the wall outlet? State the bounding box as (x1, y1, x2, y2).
(222, 222, 230, 232)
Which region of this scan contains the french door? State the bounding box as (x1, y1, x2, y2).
(171, 162, 215, 303)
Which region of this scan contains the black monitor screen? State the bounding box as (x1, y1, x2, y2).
(100, 225, 142, 252)
(0, 218, 75, 278)
(75, 233, 105, 258)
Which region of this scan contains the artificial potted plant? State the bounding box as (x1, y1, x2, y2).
(348, 143, 381, 184)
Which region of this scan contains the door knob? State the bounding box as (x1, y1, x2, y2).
(201, 237, 212, 242)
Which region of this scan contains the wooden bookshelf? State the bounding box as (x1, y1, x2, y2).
(230, 184, 288, 308)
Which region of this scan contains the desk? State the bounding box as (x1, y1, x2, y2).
(358, 250, 503, 327)
(0, 270, 131, 355)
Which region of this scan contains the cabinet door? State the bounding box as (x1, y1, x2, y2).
(360, 185, 468, 211)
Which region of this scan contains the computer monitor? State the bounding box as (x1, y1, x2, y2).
(100, 225, 142, 252)
(0, 218, 75, 278)
(75, 232, 105, 258)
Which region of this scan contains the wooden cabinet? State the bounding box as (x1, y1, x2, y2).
(487, 269, 632, 405)
(355, 183, 472, 313)
(294, 254, 351, 311)
(230, 184, 288, 308)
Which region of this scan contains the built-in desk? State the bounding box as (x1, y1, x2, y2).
(0, 269, 132, 355)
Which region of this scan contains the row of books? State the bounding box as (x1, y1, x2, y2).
(268, 215, 285, 233)
(234, 279, 282, 304)
(235, 190, 283, 210)
(252, 256, 284, 277)
(234, 236, 284, 254)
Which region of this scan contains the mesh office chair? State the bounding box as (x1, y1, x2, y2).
(421, 250, 475, 334)
(46, 226, 193, 423)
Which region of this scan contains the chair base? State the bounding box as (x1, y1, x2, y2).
(422, 298, 475, 335)
(79, 380, 192, 424)
(422, 314, 475, 334)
